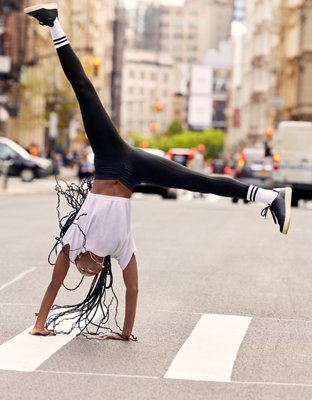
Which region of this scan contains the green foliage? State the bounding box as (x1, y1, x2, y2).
(127, 132, 147, 147)
(128, 129, 224, 159)
(166, 119, 183, 136)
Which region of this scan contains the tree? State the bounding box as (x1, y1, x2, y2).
(166, 120, 183, 136)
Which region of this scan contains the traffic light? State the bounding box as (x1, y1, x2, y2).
(153, 101, 164, 112)
(93, 57, 101, 76)
(266, 127, 273, 139)
(149, 121, 158, 133)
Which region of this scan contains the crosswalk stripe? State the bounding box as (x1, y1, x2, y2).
(164, 313, 252, 382)
(0, 327, 74, 372)
(0, 307, 102, 372)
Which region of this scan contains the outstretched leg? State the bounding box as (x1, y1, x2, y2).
(134, 148, 248, 198)
(133, 149, 292, 234)
(25, 4, 126, 157)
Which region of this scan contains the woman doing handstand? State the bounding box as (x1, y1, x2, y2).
(25, 3, 292, 340)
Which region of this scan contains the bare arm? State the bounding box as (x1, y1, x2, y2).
(121, 254, 139, 339)
(30, 248, 70, 335)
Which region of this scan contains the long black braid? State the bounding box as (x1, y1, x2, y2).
(48, 178, 92, 270)
(46, 178, 137, 341)
(46, 255, 125, 338)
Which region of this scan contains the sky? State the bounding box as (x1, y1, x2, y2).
(125, 0, 185, 8)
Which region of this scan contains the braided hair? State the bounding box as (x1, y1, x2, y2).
(46, 178, 137, 341)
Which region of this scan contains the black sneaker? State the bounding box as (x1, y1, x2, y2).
(261, 187, 292, 234)
(24, 3, 58, 27)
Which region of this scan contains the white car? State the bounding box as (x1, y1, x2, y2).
(0, 137, 52, 182)
(133, 148, 178, 199)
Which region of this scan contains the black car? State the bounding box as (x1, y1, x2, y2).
(0, 137, 52, 182)
(133, 148, 177, 199)
(232, 148, 273, 203)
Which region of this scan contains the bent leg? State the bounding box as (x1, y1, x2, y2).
(133, 149, 248, 199)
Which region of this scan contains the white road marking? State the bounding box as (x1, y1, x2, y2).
(0, 307, 103, 372)
(33, 370, 312, 387)
(36, 369, 160, 380)
(0, 268, 36, 292)
(164, 313, 252, 382)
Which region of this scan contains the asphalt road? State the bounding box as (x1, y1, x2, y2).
(0, 183, 312, 400)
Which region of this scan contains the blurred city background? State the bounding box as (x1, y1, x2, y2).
(0, 0, 311, 202)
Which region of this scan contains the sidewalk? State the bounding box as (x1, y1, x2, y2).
(0, 167, 79, 195)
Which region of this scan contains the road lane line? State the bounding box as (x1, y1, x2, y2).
(0, 307, 102, 372)
(36, 370, 160, 380)
(164, 313, 252, 382)
(0, 268, 36, 291)
(34, 371, 312, 387)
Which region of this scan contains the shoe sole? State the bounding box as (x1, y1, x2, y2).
(24, 3, 58, 14)
(282, 187, 292, 234)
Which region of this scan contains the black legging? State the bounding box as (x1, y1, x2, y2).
(56, 45, 248, 199)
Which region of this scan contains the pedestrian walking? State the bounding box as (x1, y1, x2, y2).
(25, 3, 292, 340)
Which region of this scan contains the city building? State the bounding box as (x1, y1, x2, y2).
(242, 0, 276, 141)
(226, 19, 246, 151)
(111, 0, 126, 130)
(1, 0, 118, 153)
(124, 0, 233, 132)
(158, 0, 232, 66)
(0, 1, 25, 135)
(120, 49, 175, 136)
(188, 41, 231, 131)
(226, 0, 312, 152)
(131, 0, 232, 59)
(276, 0, 312, 122)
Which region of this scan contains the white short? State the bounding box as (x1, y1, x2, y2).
(58, 193, 136, 270)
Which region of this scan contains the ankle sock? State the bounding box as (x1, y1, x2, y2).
(247, 185, 278, 205)
(50, 18, 69, 48)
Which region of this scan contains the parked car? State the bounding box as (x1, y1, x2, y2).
(133, 148, 178, 199)
(0, 137, 52, 182)
(210, 158, 233, 175)
(166, 148, 194, 167)
(232, 147, 273, 203)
